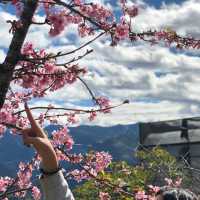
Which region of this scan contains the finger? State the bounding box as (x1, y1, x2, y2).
(24, 103, 39, 129)
(23, 134, 42, 149)
(24, 103, 47, 138)
(21, 128, 35, 137)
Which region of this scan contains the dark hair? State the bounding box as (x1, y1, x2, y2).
(156, 187, 197, 200)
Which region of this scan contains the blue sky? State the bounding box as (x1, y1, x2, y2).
(1, 0, 200, 126)
(144, 0, 186, 7)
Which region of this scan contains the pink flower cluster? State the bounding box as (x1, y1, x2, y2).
(73, 0, 82, 6)
(125, 6, 138, 17)
(94, 151, 112, 172)
(99, 192, 111, 200)
(78, 23, 94, 37)
(148, 185, 160, 193)
(154, 31, 177, 46)
(69, 153, 83, 163)
(47, 10, 82, 36)
(67, 112, 79, 124)
(135, 190, 159, 200)
(120, 0, 139, 18)
(69, 167, 96, 182)
(80, 3, 113, 24)
(135, 191, 148, 200)
(0, 157, 40, 199)
(153, 30, 200, 49)
(0, 103, 16, 123)
(114, 21, 129, 40)
(96, 97, 111, 113)
(12, 0, 18, 3)
(0, 177, 13, 192)
(52, 127, 74, 150)
(134, 179, 182, 200)
(32, 186, 41, 200)
(164, 177, 182, 187)
(12, 0, 23, 16)
(43, 1, 113, 37)
(0, 103, 17, 136)
(16, 42, 86, 97)
(88, 111, 97, 121)
(69, 151, 112, 182)
(0, 91, 32, 137)
(17, 162, 33, 189)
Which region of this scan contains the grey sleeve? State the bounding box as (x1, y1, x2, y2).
(39, 170, 75, 200)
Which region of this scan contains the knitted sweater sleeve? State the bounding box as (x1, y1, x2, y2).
(39, 170, 75, 200)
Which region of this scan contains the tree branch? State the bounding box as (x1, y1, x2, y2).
(0, 0, 38, 109)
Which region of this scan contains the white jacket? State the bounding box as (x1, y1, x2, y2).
(40, 170, 75, 200)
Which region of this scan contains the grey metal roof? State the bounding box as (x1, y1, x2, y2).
(139, 117, 200, 146)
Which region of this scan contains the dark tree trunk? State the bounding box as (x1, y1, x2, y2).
(0, 0, 38, 109)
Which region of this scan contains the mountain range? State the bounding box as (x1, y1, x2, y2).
(0, 124, 139, 177)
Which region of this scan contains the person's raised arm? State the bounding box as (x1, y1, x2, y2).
(21, 103, 74, 200)
(22, 103, 58, 173)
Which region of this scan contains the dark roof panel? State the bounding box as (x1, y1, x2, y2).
(139, 117, 200, 146)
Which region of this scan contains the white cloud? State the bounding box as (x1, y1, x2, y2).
(0, 49, 5, 62)
(134, 0, 200, 37)
(3, 0, 200, 126)
(0, 11, 15, 49)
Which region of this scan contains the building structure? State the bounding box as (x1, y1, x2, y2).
(139, 117, 200, 166)
(139, 117, 200, 192)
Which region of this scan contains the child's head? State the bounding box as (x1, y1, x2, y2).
(156, 187, 197, 200)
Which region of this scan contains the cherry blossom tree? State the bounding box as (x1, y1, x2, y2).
(0, 0, 200, 199)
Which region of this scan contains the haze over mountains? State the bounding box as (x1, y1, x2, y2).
(0, 124, 139, 177)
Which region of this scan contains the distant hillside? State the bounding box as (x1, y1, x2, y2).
(0, 124, 138, 177)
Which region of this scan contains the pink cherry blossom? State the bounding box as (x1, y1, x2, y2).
(135, 191, 148, 200)
(96, 97, 111, 113)
(164, 177, 182, 187)
(125, 6, 138, 17)
(120, 0, 126, 5)
(80, 3, 113, 24)
(48, 11, 67, 37)
(148, 185, 160, 193)
(69, 151, 112, 182)
(12, 1, 23, 16)
(78, 23, 94, 37)
(17, 43, 87, 97)
(73, 0, 82, 6)
(99, 192, 111, 200)
(114, 21, 129, 40)
(69, 169, 90, 182)
(69, 153, 83, 163)
(43, 0, 55, 14)
(32, 186, 41, 200)
(94, 151, 112, 172)
(89, 111, 97, 121)
(17, 162, 33, 189)
(164, 178, 173, 186)
(0, 177, 13, 192)
(52, 127, 74, 150)
(67, 112, 78, 124)
(22, 42, 35, 56)
(174, 177, 182, 187)
(12, 0, 18, 4)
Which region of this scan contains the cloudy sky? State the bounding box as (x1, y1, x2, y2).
(1, 0, 200, 126)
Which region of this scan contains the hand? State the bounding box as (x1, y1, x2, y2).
(21, 103, 58, 173)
